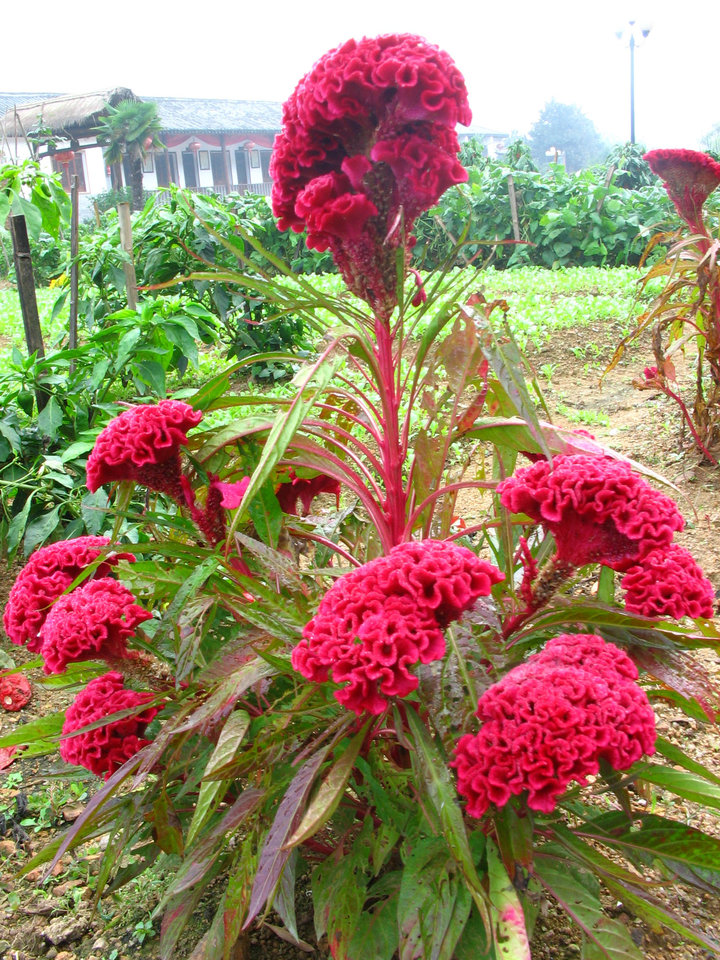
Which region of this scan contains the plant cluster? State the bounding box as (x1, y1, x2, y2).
(607, 148, 720, 462)
(2, 35, 720, 960)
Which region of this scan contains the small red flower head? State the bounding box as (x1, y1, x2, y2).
(39, 578, 153, 674)
(497, 454, 684, 570)
(271, 34, 471, 318)
(3, 536, 135, 652)
(59, 672, 159, 779)
(292, 539, 503, 714)
(621, 544, 716, 621)
(453, 634, 656, 815)
(86, 400, 203, 502)
(0, 674, 32, 711)
(276, 471, 341, 517)
(644, 149, 720, 234)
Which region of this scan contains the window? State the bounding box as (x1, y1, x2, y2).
(198, 150, 210, 171)
(143, 153, 154, 174)
(249, 149, 260, 169)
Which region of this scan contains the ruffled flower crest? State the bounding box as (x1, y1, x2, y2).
(271, 34, 471, 319)
(644, 148, 720, 235)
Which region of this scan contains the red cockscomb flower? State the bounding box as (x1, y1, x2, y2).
(0, 674, 32, 711)
(39, 578, 153, 674)
(497, 454, 684, 570)
(621, 544, 716, 621)
(271, 34, 471, 318)
(3, 536, 135, 651)
(452, 634, 656, 815)
(292, 539, 503, 714)
(86, 400, 203, 502)
(276, 471, 341, 516)
(644, 149, 720, 235)
(59, 672, 159, 779)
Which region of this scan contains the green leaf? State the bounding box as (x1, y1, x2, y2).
(0, 710, 65, 748)
(583, 812, 720, 878)
(226, 346, 344, 540)
(397, 835, 472, 960)
(285, 719, 371, 849)
(405, 706, 483, 894)
(37, 395, 64, 439)
(186, 710, 251, 847)
(152, 790, 184, 856)
(533, 858, 642, 959)
(653, 735, 720, 786)
(23, 505, 61, 555)
(6, 494, 34, 558)
(631, 762, 720, 809)
(347, 884, 399, 960)
(247, 479, 283, 550)
(487, 840, 531, 959)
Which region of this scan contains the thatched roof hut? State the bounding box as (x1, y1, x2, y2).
(1, 88, 137, 141)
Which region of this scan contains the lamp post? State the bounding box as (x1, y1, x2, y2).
(617, 20, 651, 144)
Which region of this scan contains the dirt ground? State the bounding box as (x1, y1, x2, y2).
(0, 314, 719, 959)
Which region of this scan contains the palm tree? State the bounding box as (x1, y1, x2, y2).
(96, 100, 163, 210)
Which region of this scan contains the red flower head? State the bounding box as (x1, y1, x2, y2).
(271, 34, 471, 318)
(0, 674, 32, 712)
(86, 400, 203, 503)
(292, 539, 503, 714)
(276, 470, 341, 516)
(497, 454, 684, 571)
(59, 671, 159, 779)
(3, 536, 135, 652)
(644, 149, 720, 235)
(39, 578, 153, 674)
(452, 633, 656, 815)
(621, 544, 716, 621)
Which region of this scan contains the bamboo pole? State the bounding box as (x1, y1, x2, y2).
(69, 175, 79, 353)
(117, 201, 138, 310)
(506, 174, 521, 243)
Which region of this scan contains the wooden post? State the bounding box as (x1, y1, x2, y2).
(69, 175, 79, 353)
(117, 202, 138, 310)
(93, 200, 101, 228)
(506, 174, 521, 243)
(10, 213, 47, 410)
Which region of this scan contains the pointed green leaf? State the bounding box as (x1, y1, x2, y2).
(533, 858, 641, 960)
(285, 720, 371, 849)
(487, 840, 531, 960)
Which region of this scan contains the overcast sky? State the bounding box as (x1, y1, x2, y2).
(5, 0, 719, 149)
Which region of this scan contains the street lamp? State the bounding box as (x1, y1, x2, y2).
(616, 20, 652, 144)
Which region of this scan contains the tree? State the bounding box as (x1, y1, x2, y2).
(528, 100, 607, 173)
(96, 100, 163, 210)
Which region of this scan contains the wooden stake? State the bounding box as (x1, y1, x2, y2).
(10, 213, 47, 410)
(117, 202, 138, 310)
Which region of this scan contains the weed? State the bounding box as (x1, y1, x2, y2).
(556, 403, 610, 427)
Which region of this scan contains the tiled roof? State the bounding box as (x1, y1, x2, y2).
(0, 92, 61, 117)
(149, 97, 284, 133)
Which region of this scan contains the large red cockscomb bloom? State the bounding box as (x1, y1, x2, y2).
(3, 536, 135, 652)
(86, 400, 203, 502)
(39, 578, 153, 674)
(59, 672, 159, 779)
(497, 454, 684, 571)
(644, 149, 720, 235)
(621, 544, 716, 621)
(271, 34, 471, 318)
(292, 539, 503, 714)
(452, 634, 656, 815)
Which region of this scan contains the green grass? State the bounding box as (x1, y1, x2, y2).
(0, 287, 69, 365)
(0, 265, 660, 382)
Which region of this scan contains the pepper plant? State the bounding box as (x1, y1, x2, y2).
(4, 35, 720, 960)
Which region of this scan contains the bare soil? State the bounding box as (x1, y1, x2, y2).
(0, 316, 719, 959)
